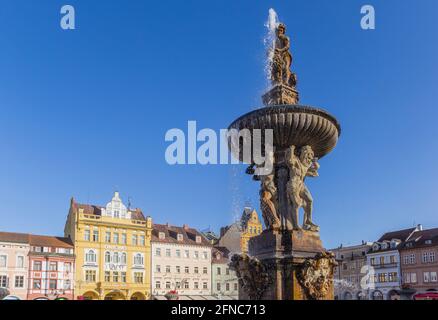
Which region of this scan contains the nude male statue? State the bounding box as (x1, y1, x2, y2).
(285, 145, 320, 232)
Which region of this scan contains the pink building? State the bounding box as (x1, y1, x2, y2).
(0, 232, 30, 300)
(27, 235, 75, 300)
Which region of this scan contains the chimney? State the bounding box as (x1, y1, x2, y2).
(183, 224, 189, 230)
(417, 224, 423, 231)
(166, 222, 170, 228)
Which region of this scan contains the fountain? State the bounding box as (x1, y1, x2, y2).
(228, 10, 340, 300)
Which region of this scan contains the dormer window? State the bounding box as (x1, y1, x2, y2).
(196, 236, 201, 243)
(216, 253, 221, 260)
(425, 240, 432, 245)
(177, 234, 183, 242)
(373, 243, 380, 251)
(159, 232, 165, 240)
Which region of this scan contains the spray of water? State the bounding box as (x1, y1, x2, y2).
(263, 8, 280, 84)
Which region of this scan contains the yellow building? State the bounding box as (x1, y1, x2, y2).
(218, 207, 262, 254)
(239, 208, 263, 253)
(64, 192, 152, 300)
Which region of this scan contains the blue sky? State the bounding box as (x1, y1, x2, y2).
(0, 0, 437, 249)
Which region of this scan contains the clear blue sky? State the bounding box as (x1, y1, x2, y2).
(0, 0, 437, 249)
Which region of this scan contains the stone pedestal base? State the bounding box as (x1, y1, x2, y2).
(262, 84, 299, 106)
(236, 230, 336, 300)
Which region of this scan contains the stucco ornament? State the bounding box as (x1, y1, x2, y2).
(297, 251, 337, 300)
(229, 254, 271, 300)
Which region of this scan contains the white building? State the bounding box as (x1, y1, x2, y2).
(211, 247, 238, 300)
(366, 226, 421, 300)
(151, 224, 212, 299)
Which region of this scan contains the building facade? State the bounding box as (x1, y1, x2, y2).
(151, 224, 212, 298)
(331, 242, 372, 300)
(211, 247, 238, 300)
(399, 227, 438, 294)
(64, 192, 152, 300)
(218, 207, 262, 254)
(27, 235, 75, 300)
(0, 232, 30, 300)
(366, 226, 420, 300)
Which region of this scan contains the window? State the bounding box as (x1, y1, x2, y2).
(113, 252, 119, 264)
(166, 281, 171, 289)
(429, 252, 436, 263)
(166, 265, 171, 273)
(217, 267, 221, 275)
(33, 261, 42, 271)
(388, 272, 397, 282)
(121, 253, 127, 264)
(226, 283, 230, 291)
(64, 280, 71, 290)
(390, 255, 396, 264)
(226, 268, 230, 275)
(194, 267, 199, 274)
(184, 250, 189, 258)
(139, 235, 145, 246)
(134, 253, 144, 265)
(0, 255, 7, 268)
(84, 229, 90, 241)
(203, 251, 208, 259)
(176, 266, 181, 273)
(370, 257, 376, 266)
(423, 252, 429, 263)
(33, 279, 41, 289)
(113, 233, 119, 244)
(166, 249, 171, 257)
(155, 248, 161, 257)
(105, 231, 111, 243)
(92, 230, 99, 242)
(431, 272, 437, 282)
(176, 249, 181, 258)
(177, 234, 183, 241)
(380, 256, 385, 265)
(194, 251, 199, 259)
(121, 272, 126, 283)
(65, 262, 72, 272)
(176, 281, 181, 289)
(105, 271, 111, 282)
(15, 276, 24, 288)
(85, 270, 96, 282)
(134, 272, 143, 284)
(16, 256, 24, 268)
(49, 262, 58, 271)
(156, 265, 161, 273)
(203, 267, 208, 274)
(185, 266, 189, 274)
(234, 283, 238, 291)
(132, 234, 138, 245)
(424, 272, 430, 283)
(203, 282, 208, 289)
(184, 282, 189, 289)
(194, 282, 199, 289)
(217, 283, 221, 291)
(113, 271, 119, 282)
(49, 279, 57, 290)
(105, 251, 111, 263)
(410, 254, 416, 264)
(411, 272, 417, 283)
(158, 232, 165, 240)
(85, 250, 97, 263)
(121, 233, 127, 245)
(155, 281, 161, 289)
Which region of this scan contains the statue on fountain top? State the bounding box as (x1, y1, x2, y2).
(271, 23, 297, 88)
(263, 23, 300, 106)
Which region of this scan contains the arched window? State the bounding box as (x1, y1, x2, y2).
(85, 250, 96, 263)
(121, 253, 127, 265)
(105, 251, 111, 263)
(113, 252, 119, 264)
(134, 253, 143, 265)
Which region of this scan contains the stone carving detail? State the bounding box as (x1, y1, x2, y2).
(229, 254, 271, 300)
(297, 251, 337, 300)
(285, 145, 320, 232)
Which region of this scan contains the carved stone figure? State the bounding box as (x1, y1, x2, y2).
(229, 254, 271, 300)
(270, 23, 297, 88)
(297, 251, 337, 300)
(260, 173, 280, 230)
(285, 145, 320, 232)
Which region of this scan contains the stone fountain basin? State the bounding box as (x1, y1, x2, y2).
(228, 105, 341, 162)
